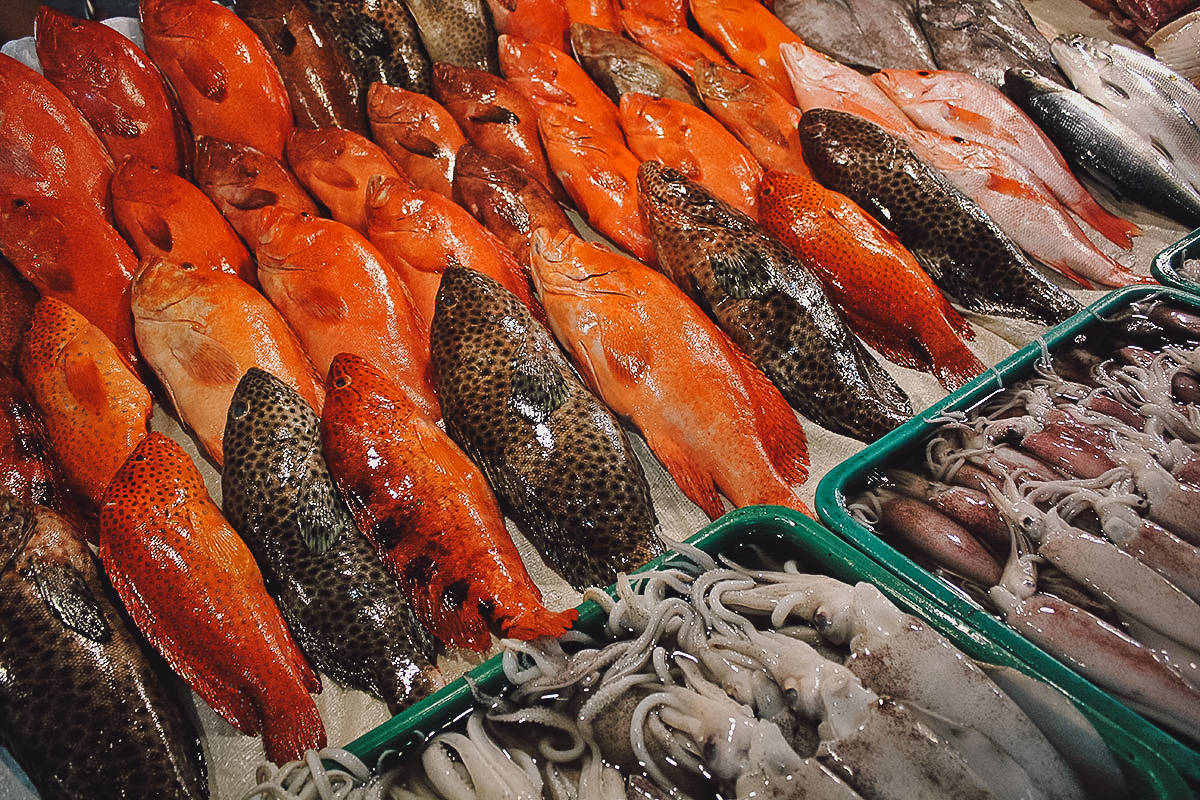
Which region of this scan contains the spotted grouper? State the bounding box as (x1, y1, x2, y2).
(430, 263, 664, 591)
(637, 160, 913, 442)
(797, 107, 1083, 326)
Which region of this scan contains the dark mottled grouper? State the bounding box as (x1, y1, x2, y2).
(431, 263, 664, 591)
(637, 160, 913, 442)
(0, 493, 207, 800)
(221, 368, 438, 713)
(308, 0, 433, 94)
(403, 0, 497, 73)
(798, 108, 1083, 327)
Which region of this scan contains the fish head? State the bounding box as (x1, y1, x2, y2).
(871, 68, 937, 103)
(254, 205, 323, 265)
(323, 351, 409, 420)
(636, 160, 749, 229)
(528, 227, 636, 304)
(1002, 67, 1062, 106)
(101, 431, 203, 516)
(756, 169, 822, 219)
(129, 255, 210, 319)
(0, 194, 75, 274)
(364, 173, 425, 226)
(110, 155, 177, 205)
(0, 488, 36, 575)
(34, 6, 116, 85)
(19, 297, 81, 375)
(225, 366, 313, 452)
(692, 59, 754, 103)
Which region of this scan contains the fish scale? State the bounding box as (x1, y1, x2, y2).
(430, 263, 664, 591)
(221, 367, 440, 713)
(798, 107, 1083, 327)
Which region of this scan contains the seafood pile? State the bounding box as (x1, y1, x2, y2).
(847, 293, 1200, 746)
(244, 540, 1131, 800)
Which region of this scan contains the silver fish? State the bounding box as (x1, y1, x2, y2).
(915, 0, 1062, 89)
(1006, 66, 1200, 229)
(773, 0, 936, 72)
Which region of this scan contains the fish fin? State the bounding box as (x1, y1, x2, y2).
(399, 554, 492, 651)
(86, 100, 142, 138)
(137, 214, 176, 254)
(30, 556, 112, 642)
(228, 188, 281, 212)
(498, 604, 579, 641)
(64, 352, 112, 415)
(295, 478, 349, 555)
(259, 694, 326, 765)
(983, 172, 1044, 203)
(175, 336, 243, 387)
(945, 104, 1020, 147)
(292, 283, 347, 323)
(509, 336, 571, 424)
(653, 434, 726, 519)
(731, 343, 809, 486)
(305, 160, 360, 191)
(401, 133, 443, 159)
(174, 46, 230, 103)
(1033, 257, 1093, 289)
(468, 105, 521, 126)
(710, 249, 776, 300)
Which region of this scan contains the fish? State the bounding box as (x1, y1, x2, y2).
(688, 0, 805, 102)
(565, 0, 624, 30)
(0, 492, 208, 800)
(0, 193, 141, 375)
(619, 92, 764, 218)
(871, 67, 1143, 249)
(237, 0, 369, 134)
(0, 54, 114, 221)
(772, 0, 937, 72)
(366, 82, 468, 198)
(756, 170, 985, 391)
(34, 5, 191, 178)
(568, 22, 701, 106)
(1051, 34, 1200, 189)
(221, 367, 441, 709)
(779, 40, 919, 134)
(621, 0, 688, 25)
(131, 255, 325, 466)
(914, 0, 1062, 89)
(430, 263, 664, 590)
(321, 352, 579, 649)
(1005, 67, 1200, 230)
(99, 432, 326, 765)
(285, 125, 405, 233)
(529, 228, 812, 519)
(192, 135, 322, 246)
(364, 173, 542, 335)
(497, 33, 626, 141)
(691, 60, 812, 179)
(538, 105, 656, 264)
(797, 108, 1085, 326)
(618, 7, 731, 78)
(432, 62, 565, 204)
(254, 206, 441, 421)
(404, 0, 499, 72)
(637, 160, 914, 442)
(111, 156, 258, 287)
(1096, 32, 1200, 128)
(0, 257, 37, 375)
(17, 297, 152, 513)
(452, 143, 578, 269)
(306, 0, 433, 94)
(140, 0, 294, 160)
(484, 0, 571, 50)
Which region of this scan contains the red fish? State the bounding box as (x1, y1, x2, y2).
(530, 228, 812, 519)
(689, 0, 805, 102)
(141, 0, 294, 160)
(0, 194, 141, 375)
(619, 7, 732, 78)
(432, 62, 566, 204)
(565, 0, 623, 30)
(757, 170, 985, 391)
(255, 207, 441, 421)
(192, 135, 321, 246)
(111, 157, 257, 286)
(286, 126, 405, 233)
(367, 82, 467, 198)
(619, 92, 764, 218)
(0, 256, 39, 375)
(35, 6, 191, 178)
(0, 54, 114, 220)
(99, 432, 326, 764)
(320, 352, 578, 651)
(364, 174, 542, 333)
(620, 0, 687, 25)
(484, 0, 571, 50)
(18, 298, 152, 513)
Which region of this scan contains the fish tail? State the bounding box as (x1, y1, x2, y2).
(1074, 200, 1142, 249)
(410, 584, 493, 652)
(739, 345, 810, 486)
(922, 335, 987, 393)
(498, 604, 580, 641)
(258, 690, 327, 765)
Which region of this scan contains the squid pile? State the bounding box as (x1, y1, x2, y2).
(847, 293, 1200, 744)
(245, 541, 1127, 800)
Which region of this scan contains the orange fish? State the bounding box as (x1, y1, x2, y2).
(364, 174, 542, 332)
(530, 228, 812, 519)
(254, 207, 441, 421)
(0, 257, 38, 374)
(619, 92, 764, 218)
(18, 298, 153, 512)
(757, 170, 985, 391)
(484, 0, 571, 50)
(35, 6, 191, 178)
(131, 255, 324, 466)
(140, 0, 294, 160)
(432, 62, 566, 204)
(111, 156, 257, 286)
(192, 135, 321, 246)
(619, 7, 732, 78)
(497, 34, 626, 141)
(320, 353, 578, 651)
(366, 82, 467, 198)
(286, 126, 405, 233)
(620, 0, 687, 25)
(691, 59, 813, 178)
(565, 0, 623, 30)
(689, 0, 804, 102)
(0, 54, 114, 221)
(538, 105, 656, 264)
(0, 193, 141, 375)
(98, 432, 326, 765)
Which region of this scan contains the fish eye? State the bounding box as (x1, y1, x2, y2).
(333, 375, 350, 388)
(11, 199, 25, 208)
(230, 400, 248, 418)
(917, 70, 932, 77)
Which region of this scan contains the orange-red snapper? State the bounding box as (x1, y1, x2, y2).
(286, 126, 405, 233)
(367, 82, 468, 198)
(530, 228, 812, 519)
(484, 0, 570, 50)
(688, 0, 805, 102)
(619, 6, 732, 78)
(99, 432, 326, 765)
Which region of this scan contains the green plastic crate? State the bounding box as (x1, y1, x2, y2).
(1152, 227, 1200, 294)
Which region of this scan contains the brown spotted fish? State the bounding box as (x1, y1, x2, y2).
(568, 22, 701, 106)
(430, 263, 664, 591)
(221, 367, 439, 712)
(308, 0, 433, 94)
(0, 492, 207, 800)
(637, 160, 912, 442)
(798, 108, 1083, 327)
(403, 0, 499, 72)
